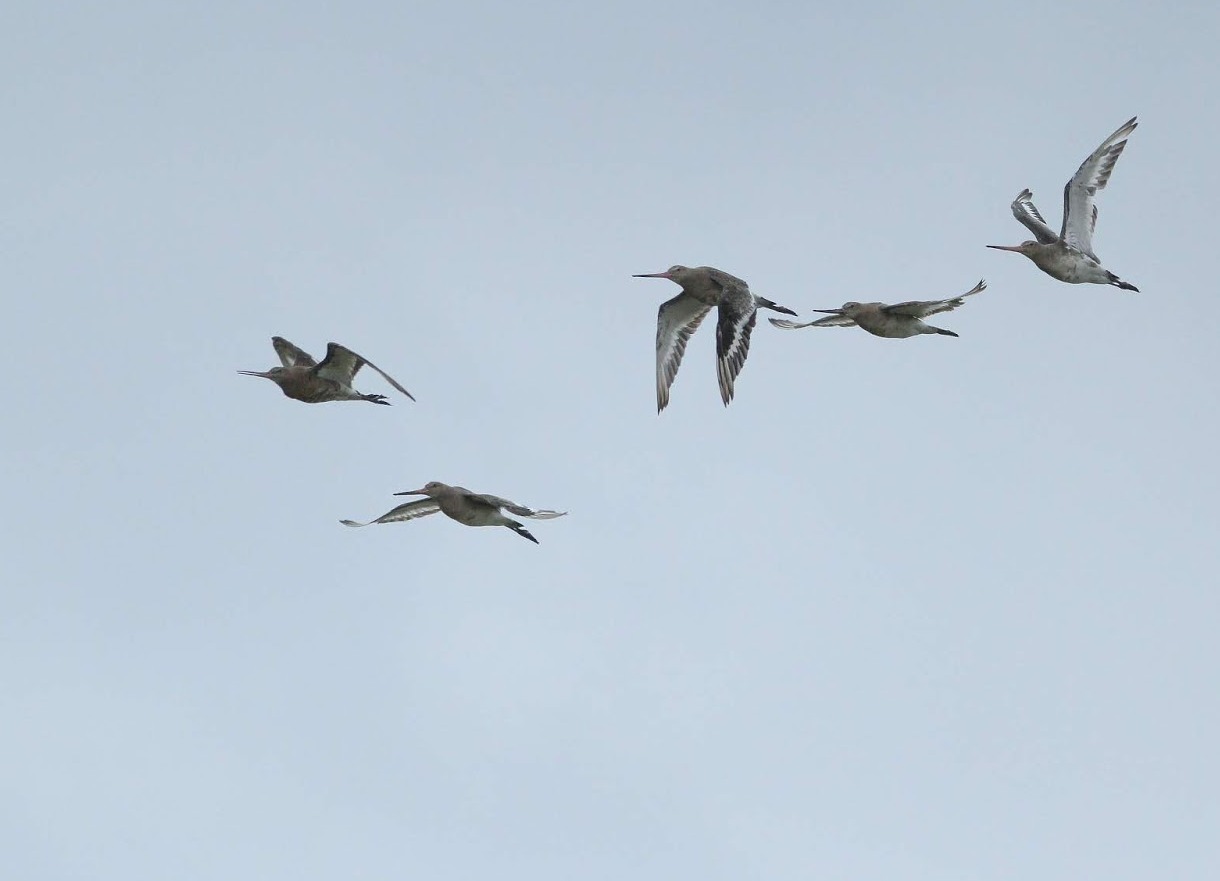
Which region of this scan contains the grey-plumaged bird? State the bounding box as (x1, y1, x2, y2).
(633, 264, 797, 412)
(988, 117, 1140, 292)
(770, 280, 986, 338)
(239, 337, 414, 405)
(341, 481, 566, 544)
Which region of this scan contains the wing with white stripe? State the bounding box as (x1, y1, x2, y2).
(769, 313, 857, 329)
(884, 280, 986, 318)
(340, 499, 441, 527)
(1010, 190, 1058, 244)
(473, 494, 568, 519)
(315, 343, 362, 385)
(317, 343, 415, 400)
(715, 287, 759, 406)
(1061, 116, 1137, 259)
(271, 337, 317, 368)
(656, 293, 712, 412)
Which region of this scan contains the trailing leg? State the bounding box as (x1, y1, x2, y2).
(506, 521, 540, 544)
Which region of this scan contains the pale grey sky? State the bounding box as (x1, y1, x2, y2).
(4, 1, 1219, 878)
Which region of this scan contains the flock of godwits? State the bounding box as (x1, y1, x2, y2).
(240, 117, 1141, 545)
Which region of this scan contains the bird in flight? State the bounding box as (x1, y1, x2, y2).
(770, 280, 986, 338)
(341, 481, 566, 544)
(239, 337, 414, 405)
(634, 264, 796, 412)
(988, 117, 1140, 292)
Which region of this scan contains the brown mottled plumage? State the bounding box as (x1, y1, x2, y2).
(988, 117, 1140, 291)
(771, 280, 986, 338)
(239, 337, 414, 405)
(633, 265, 796, 412)
(341, 481, 566, 544)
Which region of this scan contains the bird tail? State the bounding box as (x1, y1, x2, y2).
(757, 298, 797, 316)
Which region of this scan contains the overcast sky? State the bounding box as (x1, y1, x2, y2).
(4, 1, 1219, 878)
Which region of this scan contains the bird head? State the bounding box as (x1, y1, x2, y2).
(632, 265, 690, 282)
(394, 481, 447, 497)
(237, 367, 288, 382)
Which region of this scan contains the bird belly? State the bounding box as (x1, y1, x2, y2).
(1030, 246, 1106, 284)
(441, 502, 498, 527)
(857, 317, 918, 339)
(281, 380, 328, 403)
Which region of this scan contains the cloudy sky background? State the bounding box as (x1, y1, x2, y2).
(4, 1, 1219, 878)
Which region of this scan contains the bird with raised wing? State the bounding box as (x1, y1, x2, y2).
(239, 337, 414, 405)
(770, 279, 986, 338)
(341, 481, 566, 544)
(988, 117, 1140, 291)
(633, 264, 796, 412)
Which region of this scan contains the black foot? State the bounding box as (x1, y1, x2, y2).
(763, 300, 798, 316)
(364, 394, 391, 405)
(511, 526, 540, 544)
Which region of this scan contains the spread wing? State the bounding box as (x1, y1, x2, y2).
(656, 293, 713, 413)
(271, 337, 317, 368)
(884, 280, 987, 318)
(317, 343, 415, 400)
(471, 494, 568, 519)
(715, 286, 759, 407)
(1009, 190, 1058, 244)
(340, 499, 441, 527)
(769, 313, 858, 329)
(1061, 116, 1138, 260)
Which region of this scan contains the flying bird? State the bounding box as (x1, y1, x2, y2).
(633, 264, 796, 412)
(239, 337, 414, 405)
(988, 117, 1140, 291)
(341, 481, 566, 544)
(770, 280, 986, 338)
